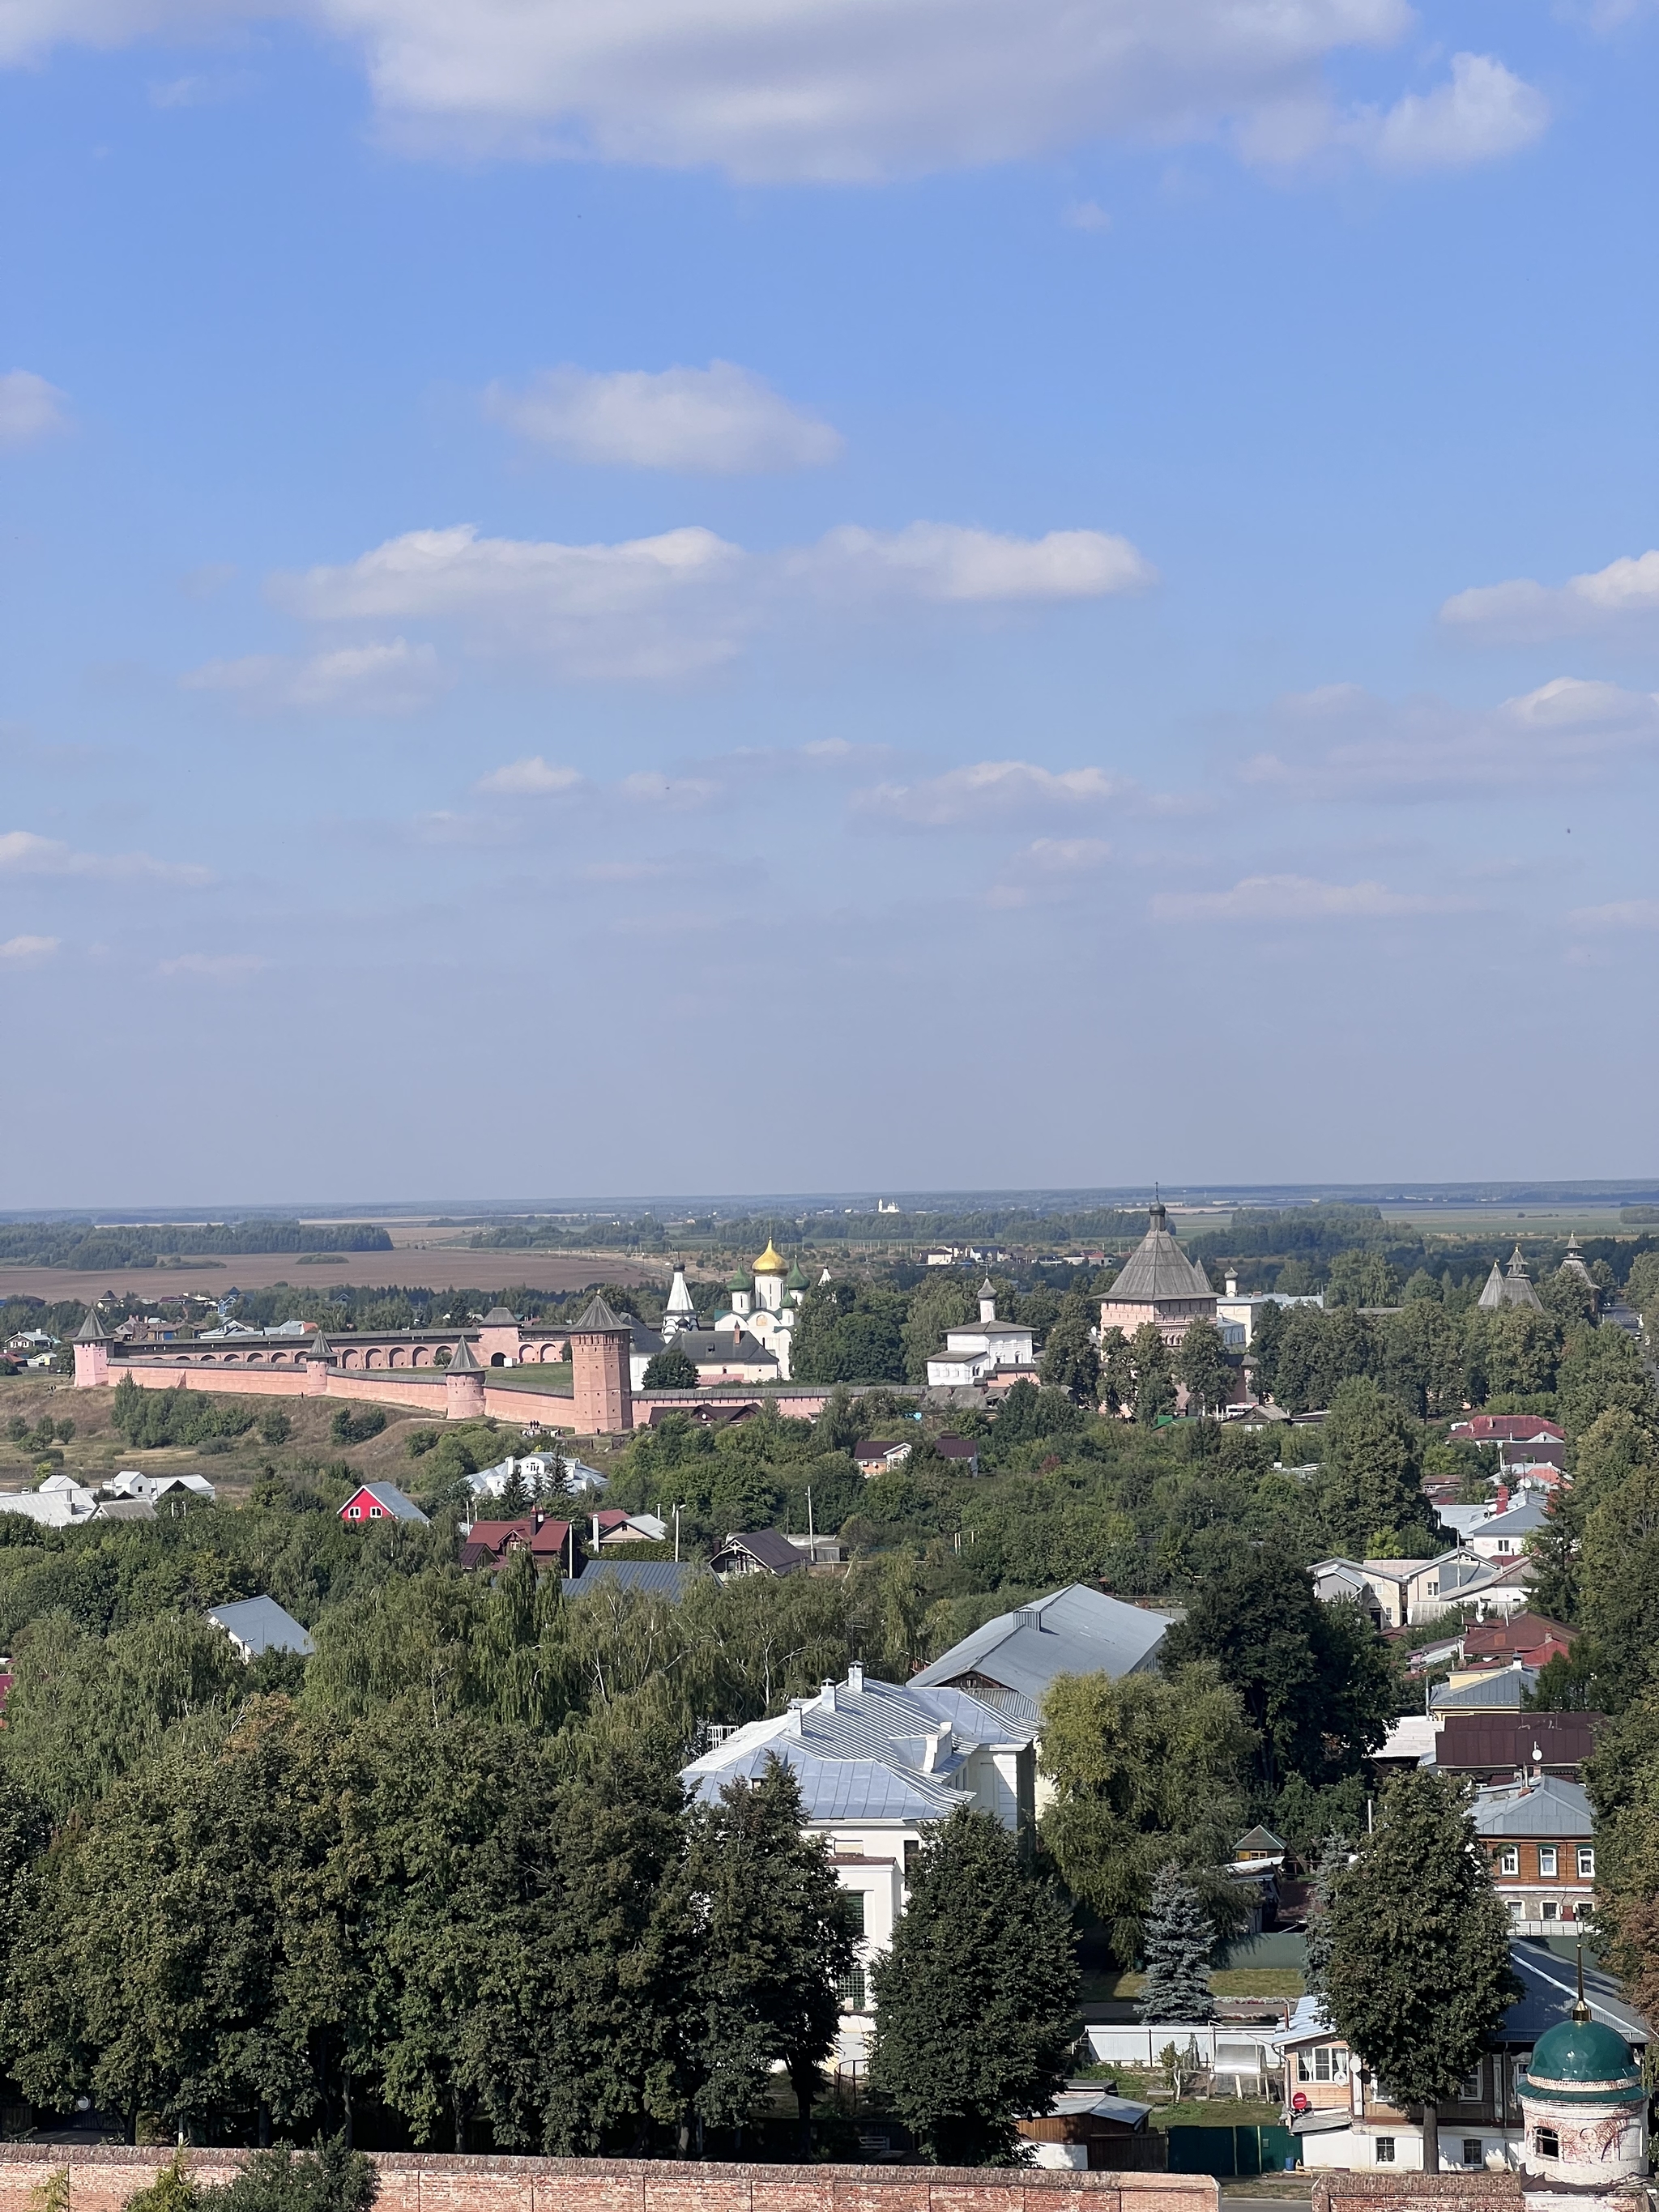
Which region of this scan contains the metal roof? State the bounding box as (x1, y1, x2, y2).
(1471, 1495, 1550, 1537)
(1431, 1668, 1537, 1712)
(1102, 1204, 1213, 1304)
(207, 1595, 315, 1657)
(565, 1558, 709, 1600)
(1470, 1775, 1593, 1838)
(1436, 1711, 1601, 1770)
(350, 1481, 429, 1524)
(911, 1583, 1172, 1695)
(569, 1292, 630, 1335)
(1501, 1943, 1649, 2050)
(712, 1528, 804, 1575)
(686, 1747, 963, 1822)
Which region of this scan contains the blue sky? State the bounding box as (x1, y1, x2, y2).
(2, 0, 1656, 1205)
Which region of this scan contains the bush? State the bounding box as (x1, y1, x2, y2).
(258, 1408, 292, 1446)
(330, 1407, 387, 1446)
(111, 1377, 255, 1451)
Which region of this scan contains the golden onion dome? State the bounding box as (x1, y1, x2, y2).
(753, 1239, 787, 1274)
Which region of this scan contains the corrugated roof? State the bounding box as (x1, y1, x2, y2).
(1102, 1204, 1213, 1304)
(351, 1482, 429, 1524)
(911, 1583, 1172, 1695)
(565, 1559, 708, 1600)
(1431, 1669, 1537, 1713)
(207, 1595, 315, 1657)
(1436, 1712, 1601, 1770)
(712, 1528, 804, 1575)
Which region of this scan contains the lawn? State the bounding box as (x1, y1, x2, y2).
(1081, 1967, 1305, 2001)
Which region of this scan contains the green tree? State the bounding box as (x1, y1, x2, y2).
(1038, 1664, 1256, 1962)
(1175, 1319, 1230, 1417)
(1128, 1324, 1175, 1424)
(867, 1805, 1078, 2165)
(1316, 1376, 1426, 1553)
(1527, 1408, 1657, 1625)
(1323, 1772, 1519, 2172)
(642, 1346, 699, 1390)
(1040, 1297, 1100, 1407)
(1325, 1251, 1400, 1310)
(1137, 1863, 1215, 2024)
(680, 1760, 851, 2156)
(1557, 1324, 1659, 1439)
(902, 1279, 974, 1384)
(1578, 1462, 1659, 1709)
(207, 2141, 378, 2212)
(1161, 1553, 1398, 1788)
(258, 1409, 292, 1447)
(1098, 1327, 1133, 1415)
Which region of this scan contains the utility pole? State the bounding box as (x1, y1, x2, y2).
(674, 1502, 681, 1562)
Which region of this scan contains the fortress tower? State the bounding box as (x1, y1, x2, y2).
(568, 1292, 633, 1434)
(73, 1306, 111, 1387)
(444, 1332, 487, 1419)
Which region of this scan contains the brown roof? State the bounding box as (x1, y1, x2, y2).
(464, 1515, 577, 1562)
(710, 1528, 805, 1576)
(1436, 1711, 1601, 1774)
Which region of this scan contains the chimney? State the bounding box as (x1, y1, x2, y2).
(821, 1679, 837, 1711)
(847, 1660, 864, 1694)
(787, 1705, 804, 1737)
(1495, 1485, 1509, 1514)
(1226, 1275, 1239, 1298)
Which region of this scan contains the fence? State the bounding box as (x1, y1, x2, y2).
(1165, 2127, 1298, 2179)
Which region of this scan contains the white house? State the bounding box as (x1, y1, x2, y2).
(682, 1663, 1038, 2075)
(926, 1280, 1036, 1387)
(1213, 1280, 1324, 1347)
(0, 1474, 99, 1528)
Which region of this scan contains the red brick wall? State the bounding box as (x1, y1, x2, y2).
(1311, 2173, 1525, 2212)
(0, 2149, 1216, 2212)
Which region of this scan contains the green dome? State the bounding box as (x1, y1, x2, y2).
(726, 1270, 750, 1292)
(1525, 2016, 1640, 2091)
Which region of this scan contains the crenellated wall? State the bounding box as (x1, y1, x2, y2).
(0, 2148, 1216, 2212)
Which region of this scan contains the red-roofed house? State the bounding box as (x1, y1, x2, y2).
(458, 1513, 585, 1575)
(1451, 1415, 1566, 1445)
(1464, 1613, 1577, 1672)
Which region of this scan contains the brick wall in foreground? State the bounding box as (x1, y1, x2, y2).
(0, 2148, 1217, 2212)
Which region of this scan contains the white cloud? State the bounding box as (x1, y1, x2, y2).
(0, 0, 1434, 183)
(1243, 676, 1659, 799)
(1344, 53, 1548, 172)
(799, 522, 1154, 602)
(854, 761, 1132, 828)
(181, 638, 446, 714)
(1442, 551, 1659, 644)
(158, 953, 269, 979)
(275, 522, 748, 680)
(485, 361, 842, 473)
(1154, 874, 1466, 922)
(1064, 200, 1113, 232)
(0, 369, 69, 447)
(1020, 836, 1113, 872)
(0, 829, 209, 884)
(0, 934, 59, 962)
(1567, 899, 1659, 931)
(271, 516, 1152, 682)
(474, 757, 585, 795)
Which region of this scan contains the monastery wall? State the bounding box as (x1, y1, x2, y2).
(0, 2150, 1214, 2212)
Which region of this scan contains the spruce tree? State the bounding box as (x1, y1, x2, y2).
(1302, 1833, 1351, 2004)
(868, 1805, 1079, 2164)
(1137, 1862, 1217, 2023)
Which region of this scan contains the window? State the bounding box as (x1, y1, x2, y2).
(1499, 1848, 1519, 1876)
(1508, 1900, 1525, 1920)
(1534, 2129, 1559, 2160)
(1297, 2047, 1348, 2083)
(902, 1839, 919, 1872)
(835, 1966, 867, 2013)
(348, 1505, 361, 1520)
(1375, 2139, 1396, 2165)
(1538, 1847, 1558, 1877)
(842, 1890, 867, 1937)
(1455, 2062, 1483, 2101)
(1463, 2143, 1484, 2169)
(1578, 1847, 1596, 1878)
(1542, 1901, 1559, 1920)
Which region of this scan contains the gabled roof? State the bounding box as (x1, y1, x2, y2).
(712, 1528, 806, 1575)
(569, 1292, 631, 1335)
(911, 1583, 1173, 1695)
(1471, 1494, 1550, 1538)
(343, 1481, 429, 1524)
(1103, 1204, 1213, 1304)
(207, 1595, 316, 1658)
(464, 1513, 574, 1558)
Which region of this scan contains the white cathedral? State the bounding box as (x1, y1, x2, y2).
(659, 1241, 817, 1380)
